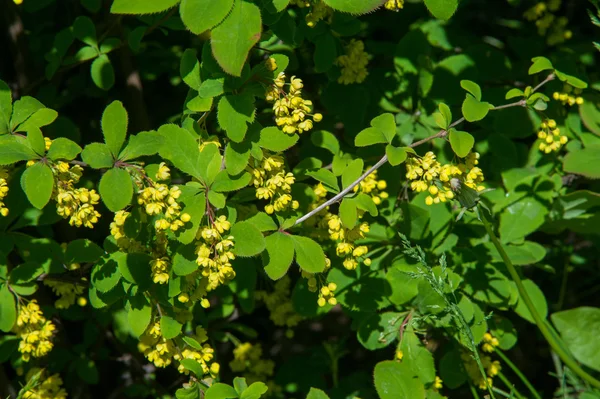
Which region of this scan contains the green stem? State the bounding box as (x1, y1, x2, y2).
(497, 371, 524, 399)
(469, 381, 482, 399)
(478, 205, 600, 389)
(496, 350, 542, 399)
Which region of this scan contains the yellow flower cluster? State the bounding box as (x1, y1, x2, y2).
(462, 351, 502, 390)
(138, 166, 189, 233)
(482, 332, 500, 353)
(21, 369, 67, 399)
(353, 170, 389, 205)
(13, 300, 56, 362)
(336, 40, 369, 85)
(43, 280, 86, 309)
(325, 214, 371, 270)
(138, 321, 219, 377)
(553, 86, 584, 106)
(229, 342, 275, 385)
(317, 282, 337, 307)
(109, 210, 145, 252)
(537, 119, 568, 153)
(52, 162, 101, 228)
(290, 0, 333, 27)
(249, 153, 299, 214)
(256, 275, 303, 333)
(406, 151, 484, 206)
(523, 0, 571, 45)
(265, 73, 322, 135)
(384, 0, 404, 10)
(0, 168, 9, 217)
(433, 376, 443, 391)
(195, 215, 236, 292)
(150, 256, 171, 285)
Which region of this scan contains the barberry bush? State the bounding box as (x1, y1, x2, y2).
(1, 0, 600, 398)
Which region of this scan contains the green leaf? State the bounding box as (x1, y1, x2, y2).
(128, 294, 152, 338)
(483, 241, 546, 266)
(423, 0, 458, 20)
(47, 138, 82, 161)
(234, 378, 248, 396)
(311, 130, 340, 155)
(386, 145, 407, 166)
(99, 168, 133, 212)
(551, 307, 600, 372)
(355, 127, 387, 147)
(499, 198, 547, 243)
(208, 190, 226, 208)
(342, 159, 363, 190)
(92, 255, 122, 293)
(119, 131, 163, 161)
(462, 95, 492, 122)
(339, 198, 357, 228)
(0, 137, 37, 165)
(370, 113, 396, 143)
(0, 80, 12, 135)
(357, 312, 400, 350)
(180, 0, 234, 35)
(199, 78, 225, 98)
(212, 171, 252, 193)
(306, 388, 330, 399)
(231, 221, 266, 257)
(116, 252, 152, 289)
(217, 94, 255, 142)
(322, 0, 385, 14)
(448, 129, 474, 158)
(563, 147, 600, 179)
(460, 80, 482, 101)
(81, 142, 114, 169)
(307, 169, 339, 193)
(528, 56, 553, 75)
(258, 127, 298, 152)
(9, 262, 44, 284)
(65, 239, 103, 264)
(355, 193, 378, 216)
(10, 97, 44, 131)
(505, 88, 524, 99)
(205, 383, 238, 399)
(21, 163, 54, 209)
(245, 212, 278, 232)
(102, 100, 128, 156)
(18, 108, 59, 133)
(73, 16, 97, 47)
(386, 263, 419, 305)
(176, 190, 206, 244)
(111, 0, 179, 14)
(555, 70, 588, 89)
(225, 141, 251, 175)
(239, 382, 268, 399)
(514, 279, 547, 324)
(160, 315, 183, 339)
(374, 360, 425, 399)
(439, 103, 452, 127)
(292, 235, 326, 274)
(173, 243, 199, 276)
(400, 329, 435, 384)
(264, 232, 294, 280)
(180, 49, 202, 91)
(158, 124, 204, 179)
(0, 285, 16, 332)
(211, 0, 262, 76)
(26, 127, 46, 155)
(91, 54, 115, 90)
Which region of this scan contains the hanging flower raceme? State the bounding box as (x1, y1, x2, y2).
(0, 168, 10, 217)
(482, 332, 500, 353)
(353, 170, 389, 205)
(325, 214, 371, 270)
(248, 153, 299, 215)
(523, 0, 572, 45)
(194, 215, 236, 294)
(13, 300, 56, 362)
(109, 210, 145, 253)
(256, 275, 304, 334)
(50, 162, 101, 228)
(553, 85, 584, 106)
(229, 342, 275, 385)
(43, 279, 87, 309)
(265, 73, 322, 135)
(290, 0, 333, 27)
(20, 368, 67, 399)
(406, 151, 485, 206)
(537, 118, 568, 153)
(384, 0, 404, 10)
(336, 39, 370, 85)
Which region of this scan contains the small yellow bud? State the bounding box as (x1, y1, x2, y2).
(321, 286, 330, 296)
(180, 213, 191, 223)
(178, 293, 190, 303)
(363, 258, 372, 266)
(328, 297, 337, 306)
(396, 350, 403, 360)
(317, 297, 326, 307)
(210, 362, 220, 375)
(313, 113, 323, 122)
(576, 97, 584, 105)
(328, 282, 337, 291)
(77, 297, 87, 307)
(425, 196, 434, 206)
(547, 119, 557, 129)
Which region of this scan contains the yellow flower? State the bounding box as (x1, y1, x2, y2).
(43, 280, 86, 309)
(434, 376, 443, 390)
(156, 162, 170, 181)
(384, 0, 404, 10)
(21, 369, 67, 399)
(265, 57, 277, 71)
(336, 40, 369, 85)
(396, 349, 403, 360)
(13, 300, 56, 362)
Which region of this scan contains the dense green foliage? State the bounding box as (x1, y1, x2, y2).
(1, 0, 600, 398)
